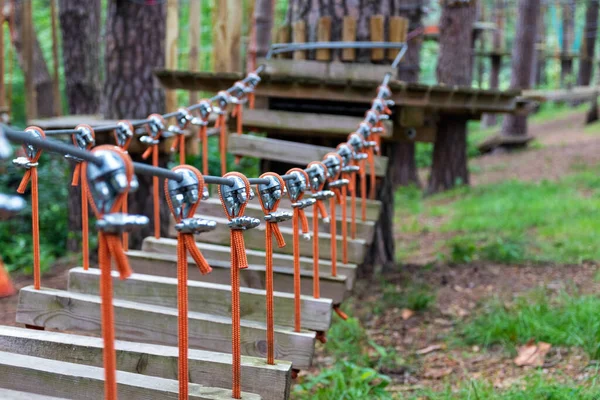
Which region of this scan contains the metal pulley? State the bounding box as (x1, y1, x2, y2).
(220, 175, 260, 230)
(115, 121, 134, 148)
(140, 114, 165, 145)
(285, 170, 308, 203)
(12, 128, 42, 169)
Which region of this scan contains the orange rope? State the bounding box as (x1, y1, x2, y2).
(341, 184, 348, 265)
(198, 124, 209, 175)
(17, 126, 44, 290)
(84, 146, 134, 400)
(164, 166, 211, 400)
(141, 115, 164, 239)
(232, 103, 243, 165)
(360, 159, 367, 222)
(307, 162, 327, 299)
(324, 153, 343, 277)
(218, 172, 251, 400)
(257, 173, 286, 364)
(367, 147, 376, 200)
(71, 125, 95, 271)
(114, 121, 133, 250)
(170, 133, 186, 165)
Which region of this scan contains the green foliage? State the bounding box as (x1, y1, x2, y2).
(375, 281, 436, 314)
(405, 372, 600, 400)
(293, 361, 392, 400)
(459, 289, 600, 359)
(0, 154, 71, 272)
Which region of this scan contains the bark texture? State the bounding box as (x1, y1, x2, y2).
(427, 2, 476, 194)
(500, 0, 540, 138)
(577, 0, 599, 86)
(100, 0, 167, 249)
(560, 1, 575, 88)
(254, 0, 275, 58)
(535, 6, 546, 86)
(10, 1, 55, 117)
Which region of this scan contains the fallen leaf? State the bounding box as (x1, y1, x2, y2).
(423, 367, 453, 379)
(401, 308, 414, 320)
(514, 340, 552, 367)
(416, 344, 444, 355)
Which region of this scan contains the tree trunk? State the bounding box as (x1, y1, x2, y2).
(535, 6, 546, 86)
(500, 0, 540, 138)
(560, 2, 575, 88)
(58, 0, 101, 252)
(577, 0, 599, 86)
(482, 55, 501, 127)
(100, 0, 167, 249)
(9, 1, 55, 118)
(427, 2, 476, 194)
(254, 0, 274, 58)
(482, 0, 504, 127)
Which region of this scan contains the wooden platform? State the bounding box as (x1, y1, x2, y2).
(0, 326, 290, 400)
(128, 249, 349, 304)
(17, 286, 316, 369)
(69, 267, 333, 331)
(477, 133, 535, 153)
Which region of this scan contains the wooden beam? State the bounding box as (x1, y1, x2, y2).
(316, 17, 331, 61)
(195, 197, 375, 242)
(228, 134, 388, 177)
(260, 59, 395, 83)
(0, 350, 259, 400)
(68, 267, 333, 332)
(143, 236, 357, 291)
(0, 326, 291, 400)
(167, 215, 367, 265)
(22, 0, 36, 120)
(213, 0, 243, 72)
(370, 15, 385, 61)
(188, 0, 201, 104)
(17, 286, 316, 369)
(0, 388, 67, 400)
(274, 25, 290, 59)
(292, 21, 306, 60)
(388, 16, 408, 61)
(240, 108, 392, 139)
(341, 16, 357, 61)
(130, 246, 349, 304)
(165, 0, 178, 114)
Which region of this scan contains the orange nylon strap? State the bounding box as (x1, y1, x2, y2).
(367, 147, 376, 200)
(71, 124, 95, 271)
(114, 120, 133, 251)
(0, 256, 15, 298)
(199, 124, 209, 175)
(215, 113, 227, 175)
(350, 170, 357, 239)
(17, 126, 44, 290)
(164, 165, 212, 400)
(360, 158, 367, 222)
(340, 183, 348, 265)
(307, 161, 328, 299)
(218, 172, 251, 400)
(324, 152, 344, 277)
(142, 114, 165, 239)
(285, 168, 310, 332)
(170, 109, 192, 166)
(84, 145, 135, 400)
(257, 173, 286, 364)
(232, 103, 243, 165)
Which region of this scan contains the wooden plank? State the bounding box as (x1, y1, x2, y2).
(370, 15, 385, 61)
(0, 388, 67, 400)
(0, 326, 290, 400)
(167, 215, 367, 265)
(0, 351, 259, 400)
(279, 195, 382, 222)
(292, 21, 306, 60)
(17, 286, 316, 369)
(130, 247, 349, 304)
(274, 25, 290, 59)
(195, 196, 375, 243)
(259, 59, 395, 83)
(143, 236, 357, 291)
(316, 17, 331, 61)
(341, 16, 357, 61)
(241, 108, 392, 139)
(68, 267, 333, 332)
(228, 134, 387, 177)
(388, 16, 408, 61)
(188, 0, 201, 104)
(213, 0, 243, 72)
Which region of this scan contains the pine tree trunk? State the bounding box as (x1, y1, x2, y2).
(535, 6, 546, 86)
(427, 2, 476, 194)
(560, 2, 575, 88)
(254, 0, 274, 58)
(100, 0, 167, 249)
(500, 0, 540, 139)
(10, 1, 55, 118)
(577, 0, 599, 86)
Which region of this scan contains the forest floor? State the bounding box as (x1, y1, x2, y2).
(296, 110, 600, 399)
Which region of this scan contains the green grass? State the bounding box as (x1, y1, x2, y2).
(374, 281, 436, 315)
(396, 166, 600, 265)
(405, 371, 600, 400)
(459, 289, 600, 359)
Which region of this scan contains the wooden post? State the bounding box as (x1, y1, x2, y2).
(50, 0, 61, 116)
(388, 16, 408, 61)
(292, 21, 306, 60)
(0, 0, 5, 111)
(274, 25, 290, 59)
(370, 15, 385, 62)
(22, 0, 36, 120)
(165, 0, 178, 114)
(188, 0, 201, 105)
(315, 16, 331, 61)
(213, 0, 243, 72)
(341, 16, 357, 61)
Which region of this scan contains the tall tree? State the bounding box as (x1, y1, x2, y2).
(427, 1, 477, 194)
(482, 0, 505, 127)
(577, 0, 599, 86)
(58, 0, 102, 252)
(499, 0, 540, 139)
(534, 5, 547, 86)
(100, 0, 166, 249)
(253, 0, 275, 59)
(560, 1, 575, 87)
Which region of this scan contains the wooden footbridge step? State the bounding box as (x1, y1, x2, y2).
(16, 286, 316, 369)
(0, 326, 290, 400)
